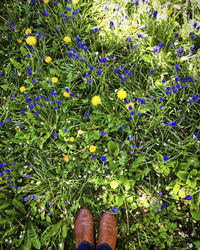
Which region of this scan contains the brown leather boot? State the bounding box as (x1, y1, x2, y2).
(96, 212, 118, 250)
(74, 208, 95, 248)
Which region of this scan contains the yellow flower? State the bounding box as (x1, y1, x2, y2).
(69, 137, 75, 142)
(52, 77, 58, 83)
(131, 25, 136, 31)
(26, 36, 37, 46)
(117, 89, 127, 100)
(45, 56, 52, 63)
(63, 36, 71, 43)
(20, 86, 26, 92)
(25, 28, 32, 35)
(64, 155, 69, 162)
(0, 177, 2, 183)
(166, 10, 172, 15)
(110, 180, 119, 189)
(126, 102, 134, 110)
(64, 91, 71, 97)
(72, 0, 79, 3)
(17, 39, 22, 43)
(91, 95, 101, 106)
(89, 145, 96, 153)
(44, 0, 49, 3)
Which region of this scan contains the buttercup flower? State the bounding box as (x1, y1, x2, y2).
(26, 36, 36, 46)
(52, 77, 58, 83)
(17, 39, 22, 43)
(91, 95, 101, 106)
(20, 86, 26, 92)
(89, 145, 96, 153)
(64, 155, 69, 162)
(72, 0, 79, 3)
(44, 0, 49, 3)
(110, 180, 119, 189)
(45, 56, 52, 63)
(64, 91, 71, 97)
(117, 89, 127, 100)
(25, 28, 32, 35)
(63, 36, 71, 43)
(69, 137, 75, 142)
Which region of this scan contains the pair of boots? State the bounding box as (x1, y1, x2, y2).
(74, 207, 118, 250)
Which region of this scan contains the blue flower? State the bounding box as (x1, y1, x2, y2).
(153, 202, 157, 206)
(163, 156, 169, 161)
(161, 204, 166, 208)
(101, 131, 106, 136)
(81, 57, 85, 63)
(10, 185, 14, 189)
(64, 128, 68, 132)
(101, 156, 107, 162)
(174, 32, 179, 37)
(66, 6, 72, 11)
(158, 191, 162, 196)
(97, 69, 102, 75)
(54, 1, 58, 6)
(89, 65, 94, 71)
(150, 70, 155, 74)
(141, 98, 146, 104)
(170, 121, 177, 127)
(85, 113, 90, 118)
(85, 72, 89, 77)
(120, 126, 123, 130)
(113, 207, 118, 213)
(153, 10, 158, 18)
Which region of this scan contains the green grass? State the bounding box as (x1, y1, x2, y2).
(0, 0, 200, 249)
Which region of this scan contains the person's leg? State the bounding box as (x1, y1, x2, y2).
(77, 241, 95, 250)
(74, 208, 95, 249)
(96, 243, 112, 250)
(96, 212, 118, 250)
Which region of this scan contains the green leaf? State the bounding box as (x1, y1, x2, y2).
(107, 141, 117, 153)
(116, 196, 124, 207)
(62, 224, 68, 238)
(186, 178, 196, 189)
(172, 183, 180, 195)
(22, 226, 32, 250)
(190, 205, 200, 221)
(13, 199, 26, 215)
(177, 171, 188, 181)
(29, 222, 41, 249)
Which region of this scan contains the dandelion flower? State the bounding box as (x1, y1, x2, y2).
(25, 28, 32, 35)
(69, 137, 74, 142)
(131, 25, 136, 31)
(52, 77, 58, 83)
(63, 36, 71, 43)
(117, 89, 127, 100)
(45, 56, 52, 63)
(89, 145, 96, 153)
(126, 102, 134, 110)
(110, 180, 119, 189)
(64, 91, 71, 97)
(64, 155, 69, 162)
(44, 0, 49, 3)
(91, 95, 101, 106)
(20, 86, 26, 92)
(17, 39, 22, 43)
(26, 36, 36, 46)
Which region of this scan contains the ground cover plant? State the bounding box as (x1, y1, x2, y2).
(0, 0, 200, 249)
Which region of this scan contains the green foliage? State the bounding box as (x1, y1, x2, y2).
(0, 0, 199, 249)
